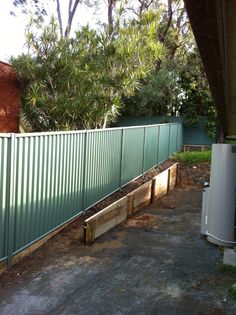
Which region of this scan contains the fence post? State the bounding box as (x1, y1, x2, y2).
(82, 131, 88, 214)
(167, 168, 171, 193)
(142, 126, 147, 174)
(6, 133, 16, 269)
(168, 124, 171, 157)
(119, 128, 124, 188)
(181, 124, 183, 148)
(157, 125, 160, 165)
(176, 123, 179, 152)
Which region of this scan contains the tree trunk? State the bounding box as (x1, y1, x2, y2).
(108, 0, 116, 35)
(64, 0, 81, 38)
(56, 0, 63, 38)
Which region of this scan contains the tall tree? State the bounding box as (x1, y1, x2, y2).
(12, 14, 165, 131)
(177, 49, 218, 138)
(121, 1, 217, 138)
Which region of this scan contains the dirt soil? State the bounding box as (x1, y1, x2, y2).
(1, 185, 236, 315)
(87, 159, 175, 213)
(29, 159, 176, 241)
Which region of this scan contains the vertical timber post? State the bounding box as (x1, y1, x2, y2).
(167, 168, 171, 193)
(176, 162, 179, 186)
(127, 193, 134, 218)
(151, 177, 157, 204)
(7, 133, 16, 269)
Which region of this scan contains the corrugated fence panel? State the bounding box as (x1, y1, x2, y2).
(144, 126, 159, 172)
(84, 129, 122, 209)
(13, 132, 85, 254)
(169, 124, 178, 155)
(0, 122, 183, 265)
(115, 116, 214, 145)
(177, 124, 183, 151)
(158, 124, 171, 163)
(0, 137, 9, 261)
(121, 127, 145, 186)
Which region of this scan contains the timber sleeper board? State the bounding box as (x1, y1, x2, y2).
(151, 177, 157, 204)
(85, 196, 128, 245)
(153, 169, 169, 199)
(169, 164, 178, 190)
(84, 162, 179, 245)
(0, 260, 7, 275)
(127, 193, 134, 218)
(132, 180, 152, 214)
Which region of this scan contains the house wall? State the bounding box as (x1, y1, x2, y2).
(0, 61, 21, 133)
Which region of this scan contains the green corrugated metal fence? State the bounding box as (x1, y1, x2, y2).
(114, 116, 214, 145)
(0, 123, 182, 267)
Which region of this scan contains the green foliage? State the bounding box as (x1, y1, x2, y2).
(216, 263, 236, 299)
(172, 150, 212, 164)
(12, 15, 165, 131)
(121, 1, 218, 140)
(229, 285, 236, 300)
(178, 50, 218, 138)
(217, 263, 236, 276)
(12, 1, 218, 134)
(122, 60, 179, 116)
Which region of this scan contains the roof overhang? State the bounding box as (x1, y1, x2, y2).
(184, 0, 236, 137)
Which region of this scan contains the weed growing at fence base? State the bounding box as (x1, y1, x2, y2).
(172, 150, 211, 164)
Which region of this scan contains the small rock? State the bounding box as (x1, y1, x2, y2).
(191, 281, 201, 289)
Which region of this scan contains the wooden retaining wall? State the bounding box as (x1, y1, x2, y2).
(0, 163, 178, 274)
(84, 163, 178, 245)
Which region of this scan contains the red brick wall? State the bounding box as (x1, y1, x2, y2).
(0, 61, 21, 133)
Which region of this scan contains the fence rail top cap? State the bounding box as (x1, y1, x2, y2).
(0, 122, 181, 138)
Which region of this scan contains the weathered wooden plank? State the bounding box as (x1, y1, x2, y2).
(0, 260, 7, 275)
(132, 180, 152, 214)
(84, 163, 179, 245)
(85, 196, 128, 244)
(127, 193, 134, 218)
(153, 169, 169, 200)
(84, 220, 96, 245)
(169, 163, 178, 191)
(151, 177, 156, 204)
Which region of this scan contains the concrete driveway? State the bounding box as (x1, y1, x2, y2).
(0, 186, 236, 315)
